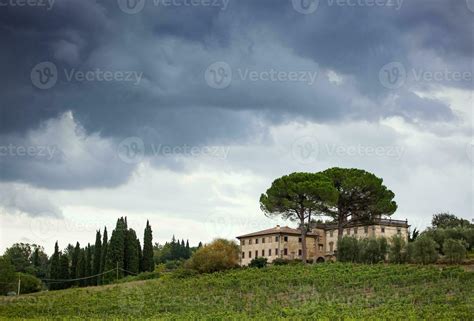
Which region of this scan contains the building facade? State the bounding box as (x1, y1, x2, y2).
(236, 218, 409, 266)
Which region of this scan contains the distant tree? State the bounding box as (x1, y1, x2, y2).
(198, 242, 203, 248)
(93, 230, 102, 285)
(49, 242, 61, 290)
(70, 242, 80, 286)
(432, 213, 472, 229)
(77, 249, 86, 287)
(99, 227, 108, 284)
(260, 172, 338, 264)
(124, 228, 140, 275)
(359, 238, 387, 264)
(105, 218, 127, 281)
(17, 273, 42, 294)
(411, 236, 438, 264)
(85, 244, 92, 286)
(319, 168, 398, 241)
(409, 227, 420, 243)
(185, 239, 239, 273)
(388, 235, 407, 264)
(4, 243, 34, 273)
(185, 240, 191, 259)
(142, 220, 154, 272)
(336, 237, 359, 262)
(59, 254, 70, 289)
(0, 256, 16, 295)
(249, 257, 268, 268)
(31, 246, 49, 278)
(443, 239, 466, 264)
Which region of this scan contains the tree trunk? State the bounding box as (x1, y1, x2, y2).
(337, 209, 344, 241)
(301, 218, 307, 265)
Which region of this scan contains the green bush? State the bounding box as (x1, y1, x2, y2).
(185, 239, 239, 273)
(272, 258, 289, 266)
(249, 257, 268, 268)
(358, 238, 387, 264)
(171, 268, 199, 279)
(389, 235, 407, 264)
(443, 239, 466, 264)
(0, 257, 16, 295)
(411, 236, 438, 264)
(337, 237, 359, 262)
(18, 273, 42, 294)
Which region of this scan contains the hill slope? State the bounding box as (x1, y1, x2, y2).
(0, 264, 473, 319)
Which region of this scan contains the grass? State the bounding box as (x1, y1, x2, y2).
(0, 263, 473, 320)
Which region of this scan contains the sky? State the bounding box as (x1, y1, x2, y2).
(0, 0, 473, 255)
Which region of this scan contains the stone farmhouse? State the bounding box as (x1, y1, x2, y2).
(236, 218, 410, 266)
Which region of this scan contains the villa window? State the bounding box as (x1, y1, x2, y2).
(256, 238, 259, 244)
(298, 249, 302, 256)
(275, 248, 279, 255)
(329, 230, 333, 237)
(298, 237, 302, 243)
(242, 240, 245, 245)
(275, 236, 279, 242)
(284, 248, 288, 255)
(319, 244, 323, 251)
(381, 227, 385, 233)
(262, 237, 265, 243)
(354, 228, 358, 234)
(329, 242, 334, 252)
(249, 239, 252, 245)
(364, 226, 369, 234)
(397, 228, 401, 235)
(242, 252, 245, 259)
(284, 236, 288, 242)
(262, 250, 265, 256)
(268, 249, 272, 256)
(249, 251, 252, 258)
(255, 250, 258, 257)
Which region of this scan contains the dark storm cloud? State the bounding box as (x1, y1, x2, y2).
(0, 0, 471, 189)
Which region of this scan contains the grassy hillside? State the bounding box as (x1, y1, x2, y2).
(0, 263, 473, 320)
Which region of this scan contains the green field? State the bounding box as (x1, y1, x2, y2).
(0, 263, 473, 320)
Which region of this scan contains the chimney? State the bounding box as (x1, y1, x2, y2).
(276, 225, 280, 230)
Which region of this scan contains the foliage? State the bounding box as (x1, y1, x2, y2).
(260, 172, 338, 262)
(443, 239, 467, 264)
(1, 264, 473, 319)
(319, 168, 397, 240)
(336, 237, 359, 262)
(142, 220, 155, 272)
(185, 239, 239, 273)
(432, 213, 472, 229)
(3, 243, 48, 277)
(0, 257, 16, 295)
(411, 236, 438, 265)
(248, 257, 268, 268)
(337, 236, 387, 264)
(409, 227, 420, 242)
(153, 236, 193, 264)
(17, 273, 42, 294)
(92, 230, 102, 285)
(388, 235, 407, 263)
(272, 258, 289, 266)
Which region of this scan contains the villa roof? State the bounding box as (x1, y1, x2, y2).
(236, 226, 319, 239)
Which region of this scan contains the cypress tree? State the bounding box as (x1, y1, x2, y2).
(104, 218, 127, 281)
(185, 240, 190, 259)
(142, 220, 154, 272)
(124, 228, 140, 275)
(71, 242, 80, 286)
(59, 253, 70, 289)
(137, 239, 143, 272)
(77, 249, 86, 287)
(85, 244, 92, 286)
(99, 227, 108, 284)
(198, 241, 203, 248)
(49, 241, 61, 290)
(93, 230, 102, 285)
